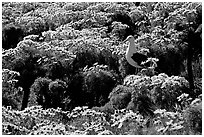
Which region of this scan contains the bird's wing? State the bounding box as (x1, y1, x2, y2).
(131, 53, 148, 66)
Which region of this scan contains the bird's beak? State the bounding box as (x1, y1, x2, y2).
(123, 38, 128, 43)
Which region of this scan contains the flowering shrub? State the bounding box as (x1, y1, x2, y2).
(122, 73, 189, 111)
(2, 69, 23, 110)
(68, 63, 117, 108)
(183, 102, 202, 134)
(3, 104, 201, 135)
(29, 78, 68, 109)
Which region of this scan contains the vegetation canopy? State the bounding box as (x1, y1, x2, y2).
(2, 2, 202, 135)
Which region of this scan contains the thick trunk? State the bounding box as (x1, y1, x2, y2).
(187, 41, 195, 97)
(20, 70, 35, 110)
(21, 87, 30, 110)
(187, 55, 194, 90)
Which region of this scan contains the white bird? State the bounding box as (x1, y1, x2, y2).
(124, 35, 148, 69)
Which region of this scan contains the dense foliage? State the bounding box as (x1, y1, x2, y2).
(2, 100, 202, 135)
(2, 2, 202, 135)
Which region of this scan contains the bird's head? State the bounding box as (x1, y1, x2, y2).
(123, 35, 135, 43)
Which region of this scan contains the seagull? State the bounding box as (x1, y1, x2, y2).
(124, 35, 149, 72)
